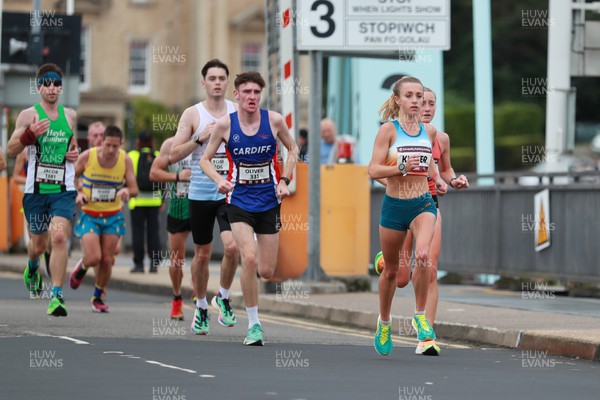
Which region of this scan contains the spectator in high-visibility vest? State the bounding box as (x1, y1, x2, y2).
(128, 131, 162, 273)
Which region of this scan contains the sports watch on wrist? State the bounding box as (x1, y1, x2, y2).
(192, 132, 202, 146)
(280, 177, 291, 185)
(398, 163, 408, 176)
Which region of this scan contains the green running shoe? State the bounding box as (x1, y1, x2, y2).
(243, 323, 264, 346)
(412, 313, 436, 342)
(47, 296, 68, 317)
(190, 307, 209, 335)
(211, 294, 237, 327)
(374, 316, 392, 356)
(23, 264, 44, 294)
(374, 251, 384, 275)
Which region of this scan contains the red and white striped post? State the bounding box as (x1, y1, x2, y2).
(278, 0, 297, 193)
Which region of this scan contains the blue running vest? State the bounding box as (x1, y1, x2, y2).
(226, 109, 280, 212)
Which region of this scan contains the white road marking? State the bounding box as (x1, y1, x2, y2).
(105, 351, 204, 377)
(23, 331, 89, 345)
(145, 360, 197, 374)
(57, 336, 90, 345)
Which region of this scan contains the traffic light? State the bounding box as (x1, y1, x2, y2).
(1, 12, 81, 73)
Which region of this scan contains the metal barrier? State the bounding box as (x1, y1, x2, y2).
(369, 170, 600, 280)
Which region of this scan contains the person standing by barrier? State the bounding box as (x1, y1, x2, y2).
(128, 131, 162, 273)
(320, 118, 338, 164)
(169, 59, 239, 334)
(368, 76, 447, 356)
(298, 128, 308, 162)
(150, 137, 192, 320)
(71, 126, 138, 312)
(7, 63, 79, 316)
(200, 71, 298, 346)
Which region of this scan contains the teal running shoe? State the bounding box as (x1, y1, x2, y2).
(243, 323, 264, 346)
(412, 313, 436, 342)
(374, 316, 392, 356)
(211, 294, 237, 327)
(191, 308, 210, 335)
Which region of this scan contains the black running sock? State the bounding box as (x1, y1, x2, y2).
(43, 251, 51, 270)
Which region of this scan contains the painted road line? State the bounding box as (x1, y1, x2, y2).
(24, 331, 90, 345)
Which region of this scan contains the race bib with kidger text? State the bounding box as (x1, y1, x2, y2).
(396, 146, 432, 173)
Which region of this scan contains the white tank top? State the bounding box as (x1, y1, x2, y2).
(188, 99, 236, 201)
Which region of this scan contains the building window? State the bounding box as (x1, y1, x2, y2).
(79, 26, 90, 91)
(129, 40, 149, 93)
(241, 42, 262, 71)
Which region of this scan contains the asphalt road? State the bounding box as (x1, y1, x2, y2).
(1, 273, 598, 400)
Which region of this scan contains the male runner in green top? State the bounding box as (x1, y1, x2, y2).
(7, 63, 79, 316)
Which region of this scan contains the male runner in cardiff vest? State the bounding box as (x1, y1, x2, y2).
(200, 71, 298, 346)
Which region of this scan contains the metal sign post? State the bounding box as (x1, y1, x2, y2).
(305, 49, 326, 280)
(296, 0, 450, 280)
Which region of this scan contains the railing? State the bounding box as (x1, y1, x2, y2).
(369, 170, 600, 280)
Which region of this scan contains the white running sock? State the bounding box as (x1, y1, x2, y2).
(246, 306, 260, 328)
(219, 287, 230, 299)
(196, 297, 208, 309)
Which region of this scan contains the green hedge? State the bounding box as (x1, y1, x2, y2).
(444, 104, 475, 147)
(495, 134, 545, 170)
(127, 97, 180, 146)
(444, 102, 544, 171)
(447, 146, 476, 173)
(494, 103, 544, 138)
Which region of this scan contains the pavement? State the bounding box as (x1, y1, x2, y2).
(2, 250, 599, 362)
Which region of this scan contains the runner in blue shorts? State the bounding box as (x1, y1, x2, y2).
(70, 122, 122, 300)
(70, 126, 138, 313)
(368, 76, 447, 356)
(7, 63, 79, 316)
